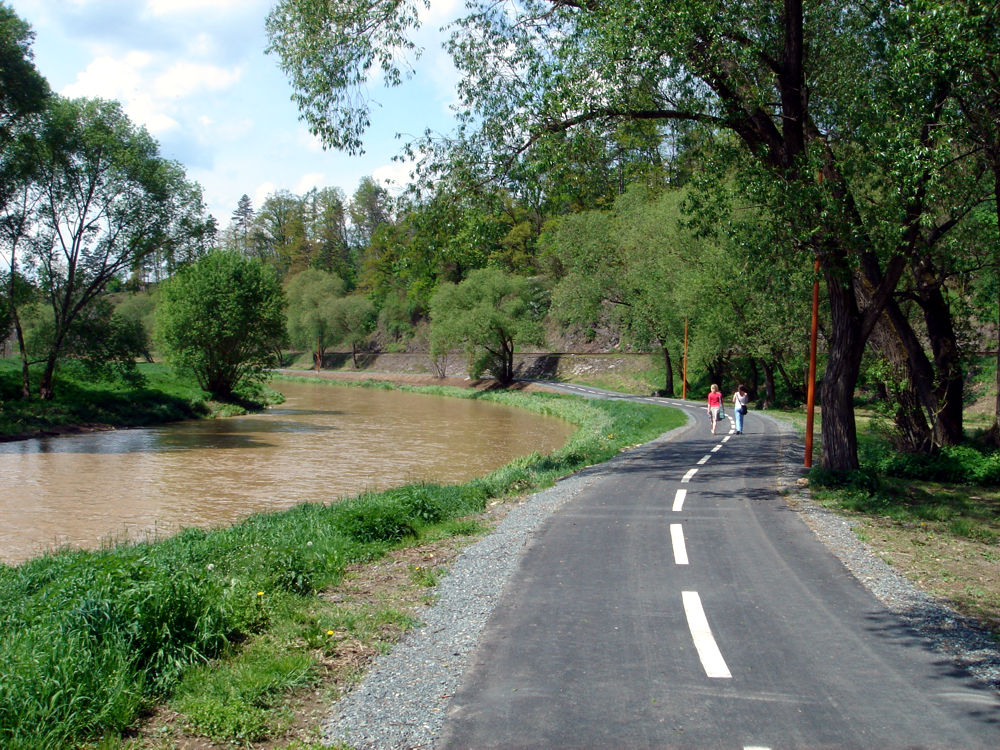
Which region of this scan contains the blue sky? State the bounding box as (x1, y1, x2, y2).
(8, 0, 462, 226)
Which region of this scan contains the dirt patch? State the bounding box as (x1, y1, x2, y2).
(852, 514, 1000, 635)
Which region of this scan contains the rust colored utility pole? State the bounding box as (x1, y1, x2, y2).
(805, 258, 821, 468)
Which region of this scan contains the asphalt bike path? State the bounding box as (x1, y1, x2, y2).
(438, 383, 1000, 748)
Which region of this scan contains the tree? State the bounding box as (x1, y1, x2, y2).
(228, 193, 255, 256)
(349, 176, 393, 251)
(267, 0, 987, 470)
(10, 96, 212, 399)
(253, 189, 309, 274)
(155, 251, 287, 399)
(285, 268, 346, 369)
(303, 186, 353, 282)
(0, 2, 47, 144)
(330, 294, 376, 368)
(1, 2, 48, 395)
(430, 267, 547, 385)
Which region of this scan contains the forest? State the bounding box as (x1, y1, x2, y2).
(3, 0, 1000, 475)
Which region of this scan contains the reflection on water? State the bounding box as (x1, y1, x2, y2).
(0, 381, 572, 565)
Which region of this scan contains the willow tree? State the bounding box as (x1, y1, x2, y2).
(430, 267, 547, 385)
(285, 268, 346, 369)
(268, 0, 988, 470)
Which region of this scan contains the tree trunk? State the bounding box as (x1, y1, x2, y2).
(820, 267, 865, 472)
(11, 307, 31, 399)
(314, 336, 323, 370)
(773, 357, 801, 402)
(761, 360, 777, 405)
(917, 283, 963, 446)
(660, 345, 674, 396)
(746, 358, 760, 394)
(707, 359, 724, 389)
(38, 350, 59, 400)
(995, 164, 1000, 436)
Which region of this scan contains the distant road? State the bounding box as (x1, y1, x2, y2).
(439, 383, 1000, 748)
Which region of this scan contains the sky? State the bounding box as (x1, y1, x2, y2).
(7, 0, 463, 227)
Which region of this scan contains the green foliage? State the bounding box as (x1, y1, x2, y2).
(265, 2, 424, 155)
(0, 380, 684, 747)
(330, 294, 376, 353)
(3, 94, 214, 400)
(155, 251, 288, 399)
(0, 3, 48, 140)
(430, 267, 548, 384)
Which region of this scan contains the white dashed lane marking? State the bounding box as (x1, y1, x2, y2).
(682, 591, 732, 679)
(681, 468, 698, 483)
(672, 489, 687, 512)
(670, 524, 688, 565)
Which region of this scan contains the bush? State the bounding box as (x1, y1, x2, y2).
(861, 440, 1000, 485)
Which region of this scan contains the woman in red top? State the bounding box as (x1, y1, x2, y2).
(706, 383, 723, 434)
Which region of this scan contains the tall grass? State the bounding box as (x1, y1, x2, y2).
(0, 383, 684, 747)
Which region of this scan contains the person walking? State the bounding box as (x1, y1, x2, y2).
(732, 384, 749, 434)
(706, 383, 723, 434)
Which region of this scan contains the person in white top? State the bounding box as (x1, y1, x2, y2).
(732, 384, 749, 434)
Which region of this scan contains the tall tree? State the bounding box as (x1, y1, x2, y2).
(0, 2, 47, 144)
(229, 193, 255, 256)
(253, 189, 308, 273)
(303, 186, 353, 281)
(348, 176, 392, 250)
(0, 2, 48, 396)
(17, 97, 212, 399)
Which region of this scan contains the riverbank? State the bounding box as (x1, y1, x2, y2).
(0, 360, 280, 441)
(0, 381, 685, 748)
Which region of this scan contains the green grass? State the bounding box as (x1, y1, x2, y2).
(0, 379, 685, 748)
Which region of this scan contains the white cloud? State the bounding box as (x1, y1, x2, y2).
(60, 51, 179, 133)
(254, 181, 276, 207)
(60, 51, 152, 100)
(125, 93, 180, 134)
(154, 62, 242, 99)
(295, 172, 326, 194)
(372, 160, 416, 191)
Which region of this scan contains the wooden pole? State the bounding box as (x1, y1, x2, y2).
(805, 259, 821, 468)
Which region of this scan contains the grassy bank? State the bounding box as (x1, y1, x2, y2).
(0, 360, 280, 437)
(0, 380, 684, 748)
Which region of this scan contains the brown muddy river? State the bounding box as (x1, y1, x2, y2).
(0, 381, 573, 565)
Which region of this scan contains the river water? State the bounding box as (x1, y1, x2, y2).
(0, 381, 572, 565)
